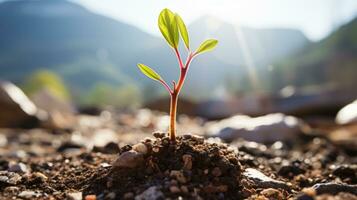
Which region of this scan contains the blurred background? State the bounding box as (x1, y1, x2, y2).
(0, 0, 356, 120)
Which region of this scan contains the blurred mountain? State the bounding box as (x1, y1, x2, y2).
(0, 0, 161, 89)
(0, 0, 311, 101)
(272, 17, 357, 92)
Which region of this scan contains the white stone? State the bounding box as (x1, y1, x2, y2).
(18, 191, 39, 199)
(68, 192, 82, 200)
(206, 113, 306, 143)
(336, 100, 357, 124)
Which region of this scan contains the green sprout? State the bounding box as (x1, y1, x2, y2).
(137, 8, 218, 142)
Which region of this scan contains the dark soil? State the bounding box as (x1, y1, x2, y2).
(84, 134, 243, 199)
(0, 121, 356, 199)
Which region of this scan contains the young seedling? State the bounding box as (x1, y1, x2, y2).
(137, 8, 218, 142)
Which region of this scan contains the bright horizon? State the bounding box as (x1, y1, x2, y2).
(73, 0, 357, 41)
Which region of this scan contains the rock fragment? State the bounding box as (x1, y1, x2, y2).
(261, 188, 284, 200)
(152, 132, 166, 138)
(18, 190, 40, 199)
(3, 186, 20, 194)
(182, 154, 192, 170)
(0, 171, 22, 185)
(33, 172, 48, 182)
(312, 182, 357, 195)
(336, 100, 357, 124)
(206, 113, 306, 143)
(8, 163, 28, 173)
(112, 150, 144, 168)
(331, 164, 357, 180)
(0, 134, 7, 147)
(67, 192, 82, 200)
(135, 186, 163, 200)
(132, 143, 148, 155)
(243, 168, 290, 190)
(169, 186, 180, 193)
(170, 170, 187, 183)
(212, 167, 222, 177)
(278, 161, 306, 178)
(0, 81, 41, 128)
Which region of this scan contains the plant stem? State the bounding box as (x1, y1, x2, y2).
(169, 92, 178, 141)
(174, 48, 184, 69)
(168, 52, 194, 142)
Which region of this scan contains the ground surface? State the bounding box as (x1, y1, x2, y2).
(0, 111, 356, 199)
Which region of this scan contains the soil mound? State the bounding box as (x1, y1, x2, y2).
(84, 134, 243, 199)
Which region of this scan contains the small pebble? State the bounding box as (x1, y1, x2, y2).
(332, 165, 356, 179)
(0, 171, 22, 185)
(85, 195, 96, 200)
(152, 132, 166, 138)
(217, 185, 228, 192)
(135, 186, 164, 200)
(302, 187, 316, 196)
(103, 142, 120, 154)
(132, 143, 148, 155)
(18, 191, 38, 199)
(123, 192, 134, 199)
(170, 170, 187, 183)
(180, 186, 189, 193)
(112, 150, 144, 168)
(0, 175, 9, 183)
(33, 172, 48, 182)
(182, 134, 192, 139)
(312, 182, 357, 195)
(8, 163, 28, 173)
(212, 167, 222, 177)
(242, 188, 254, 197)
(0, 134, 7, 147)
(170, 186, 181, 193)
(152, 146, 160, 153)
(278, 162, 305, 178)
(4, 186, 19, 193)
(170, 179, 178, 185)
(182, 154, 192, 170)
(105, 192, 116, 199)
(68, 192, 82, 200)
(261, 188, 283, 200)
(191, 135, 204, 144)
(100, 163, 111, 168)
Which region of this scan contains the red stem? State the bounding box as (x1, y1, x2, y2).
(169, 50, 194, 142)
(175, 53, 193, 92)
(174, 48, 185, 69)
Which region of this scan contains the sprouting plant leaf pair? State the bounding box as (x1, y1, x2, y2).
(137, 8, 219, 141)
(138, 8, 218, 84)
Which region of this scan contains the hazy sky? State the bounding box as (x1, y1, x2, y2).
(74, 0, 357, 41)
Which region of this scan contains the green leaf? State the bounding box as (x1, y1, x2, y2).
(195, 39, 218, 55)
(137, 63, 162, 82)
(175, 14, 189, 49)
(158, 8, 179, 49)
